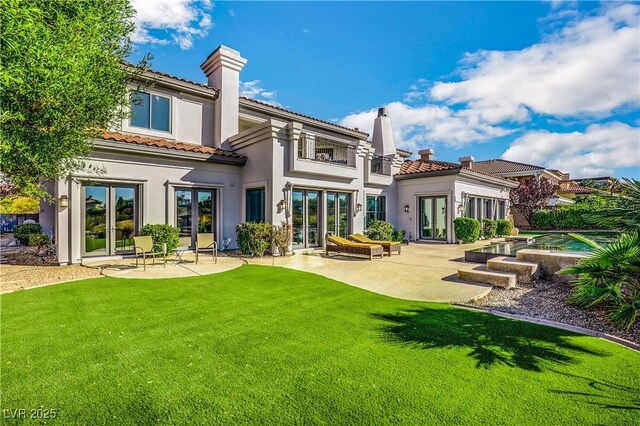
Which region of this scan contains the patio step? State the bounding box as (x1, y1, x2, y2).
(457, 266, 517, 289)
(486, 257, 539, 284)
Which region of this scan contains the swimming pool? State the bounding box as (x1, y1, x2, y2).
(464, 232, 617, 263)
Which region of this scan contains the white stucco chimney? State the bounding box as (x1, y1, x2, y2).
(371, 107, 397, 156)
(459, 156, 475, 169)
(201, 45, 247, 148)
(419, 149, 434, 161)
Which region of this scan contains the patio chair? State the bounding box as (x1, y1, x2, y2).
(348, 234, 402, 256)
(132, 236, 166, 271)
(325, 235, 384, 260)
(195, 233, 217, 265)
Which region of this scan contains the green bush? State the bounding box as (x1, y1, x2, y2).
(365, 220, 394, 241)
(454, 217, 481, 243)
(272, 221, 292, 256)
(236, 222, 273, 257)
(531, 195, 621, 230)
(139, 224, 180, 253)
(391, 229, 406, 242)
(482, 219, 497, 239)
(496, 219, 513, 237)
(14, 223, 42, 245)
(28, 232, 50, 250)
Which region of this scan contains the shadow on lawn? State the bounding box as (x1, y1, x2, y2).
(374, 307, 608, 372)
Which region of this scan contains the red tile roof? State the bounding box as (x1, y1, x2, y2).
(100, 131, 245, 159)
(239, 97, 370, 137)
(471, 159, 545, 175)
(558, 185, 596, 194)
(397, 159, 462, 175)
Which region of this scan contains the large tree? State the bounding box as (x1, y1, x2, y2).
(509, 177, 557, 227)
(1, 0, 148, 197)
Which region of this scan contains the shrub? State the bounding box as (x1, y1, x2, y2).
(272, 221, 292, 256)
(454, 217, 481, 243)
(531, 194, 623, 230)
(14, 223, 42, 245)
(365, 220, 394, 241)
(139, 224, 180, 253)
(391, 229, 406, 242)
(496, 219, 513, 237)
(482, 219, 497, 239)
(236, 222, 273, 257)
(28, 232, 50, 250)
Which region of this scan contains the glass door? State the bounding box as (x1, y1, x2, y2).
(419, 196, 448, 241)
(175, 188, 216, 248)
(326, 192, 350, 238)
(82, 184, 139, 256)
(292, 189, 320, 249)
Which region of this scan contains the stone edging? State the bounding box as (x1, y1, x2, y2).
(453, 303, 640, 352)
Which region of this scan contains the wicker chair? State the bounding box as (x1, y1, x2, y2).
(348, 234, 401, 256)
(325, 235, 384, 260)
(132, 236, 166, 271)
(195, 233, 217, 264)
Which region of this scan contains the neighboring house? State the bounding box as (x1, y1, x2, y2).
(40, 45, 517, 264)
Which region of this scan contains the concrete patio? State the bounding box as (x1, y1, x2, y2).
(84, 242, 493, 302)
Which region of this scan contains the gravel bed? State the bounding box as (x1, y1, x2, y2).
(0, 264, 102, 293)
(468, 279, 640, 344)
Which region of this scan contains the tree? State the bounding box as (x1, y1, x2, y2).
(509, 177, 557, 227)
(1, 0, 148, 197)
(584, 178, 640, 231)
(0, 195, 39, 214)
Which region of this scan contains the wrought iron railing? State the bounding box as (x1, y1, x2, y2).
(298, 134, 356, 167)
(371, 155, 392, 175)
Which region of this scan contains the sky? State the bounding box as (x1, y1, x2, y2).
(128, 0, 640, 179)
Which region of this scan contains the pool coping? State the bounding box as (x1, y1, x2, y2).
(453, 303, 640, 352)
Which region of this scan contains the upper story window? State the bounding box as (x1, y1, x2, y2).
(130, 90, 170, 132)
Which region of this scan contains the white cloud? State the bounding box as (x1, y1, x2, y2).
(131, 0, 213, 50)
(430, 3, 640, 123)
(239, 80, 281, 106)
(340, 102, 511, 152)
(502, 122, 640, 178)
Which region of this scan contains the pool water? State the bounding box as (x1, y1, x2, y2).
(470, 232, 618, 257)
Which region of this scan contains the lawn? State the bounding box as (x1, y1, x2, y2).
(2, 265, 639, 424)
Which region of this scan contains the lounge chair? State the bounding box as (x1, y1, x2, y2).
(325, 235, 384, 260)
(195, 233, 217, 264)
(132, 236, 167, 271)
(348, 234, 402, 256)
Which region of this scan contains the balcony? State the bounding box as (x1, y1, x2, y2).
(371, 155, 392, 176)
(297, 134, 356, 168)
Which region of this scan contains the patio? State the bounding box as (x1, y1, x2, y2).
(85, 242, 492, 302)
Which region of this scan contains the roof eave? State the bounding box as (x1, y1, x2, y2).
(134, 69, 220, 100)
(394, 168, 460, 180)
(459, 169, 519, 188)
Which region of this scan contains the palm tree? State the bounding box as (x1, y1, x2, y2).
(584, 178, 640, 231)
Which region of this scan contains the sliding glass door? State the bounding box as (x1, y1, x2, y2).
(419, 196, 448, 241)
(292, 190, 320, 249)
(175, 188, 216, 248)
(82, 183, 139, 256)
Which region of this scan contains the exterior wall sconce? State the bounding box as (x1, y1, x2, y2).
(356, 203, 362, 213)
(404, 204, 409, 213)
(276, 199, 286, 213)
(59, 195, 69, 208)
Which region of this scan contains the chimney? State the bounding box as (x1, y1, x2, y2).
(459, 156, 475, 169)
(201, 45, 247, 148)
(371, 107, 397, 156)
(419, 149, 434, 161)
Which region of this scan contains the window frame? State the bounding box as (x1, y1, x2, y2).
(129, 90, 172, 133)
(365, 195, 386, 228)
(245, 187, 266, 223)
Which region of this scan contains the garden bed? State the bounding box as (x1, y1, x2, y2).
(468, 279, 640, 344)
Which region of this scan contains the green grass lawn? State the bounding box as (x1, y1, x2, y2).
(2, 266, 639, 424)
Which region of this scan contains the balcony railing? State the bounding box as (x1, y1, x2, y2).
(371, 155, 392, 175)
(298, 134, 356, 168)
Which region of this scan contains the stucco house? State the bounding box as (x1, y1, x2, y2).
(40, 45, 517, 264)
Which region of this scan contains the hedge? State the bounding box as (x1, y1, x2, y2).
(532, 208, 597, 230)
(496, 219, 513, 237)
(454, 217, 481, 243)
(482, 219, 497, 239)
(14, 223, 42, 245)
(139, 224, 180, 253)
(236, 222, 273, 257)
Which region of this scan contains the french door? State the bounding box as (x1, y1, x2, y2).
(82, 183, 139, 256)
(419, 196, 448, 240)
(292, 190, 320, 249)
(175, 188, 216, 248)
(326, 192, 350, 238)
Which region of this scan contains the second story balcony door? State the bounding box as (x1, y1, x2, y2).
(292, 189, 320, 249)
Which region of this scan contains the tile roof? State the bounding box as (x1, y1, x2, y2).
(558, 185, 596, 194)
(100, 131, 245, 159)
(397, 159, 462, 176)
(471, 159, 545, 175)
(239, 97, 370, 137)
(143, 68, 218, 92)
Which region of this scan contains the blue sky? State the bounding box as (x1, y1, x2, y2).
(129, 1, 640, 179)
